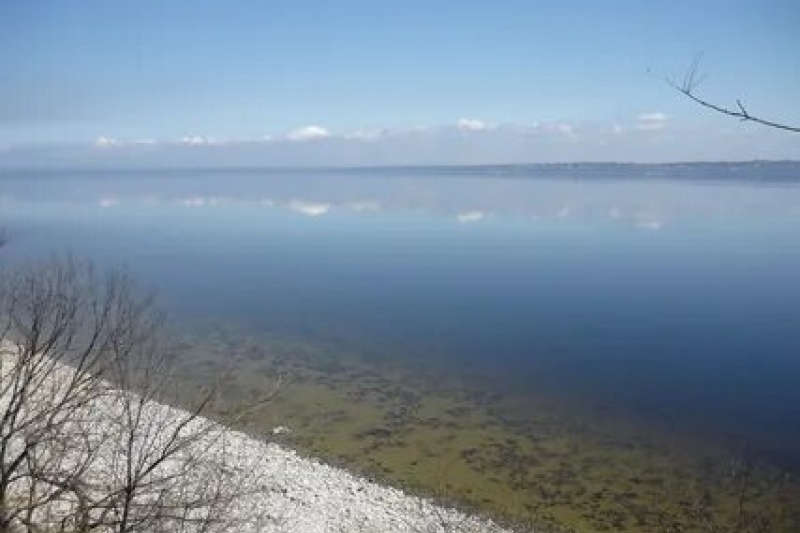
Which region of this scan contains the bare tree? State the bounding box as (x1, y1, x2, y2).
(0, 257, 278, 533)
(668, 55, 800, 133)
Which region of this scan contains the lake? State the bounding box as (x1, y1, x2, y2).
(2, 163, 800, 531)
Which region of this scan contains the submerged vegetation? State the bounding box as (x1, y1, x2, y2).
(173, 323, 800, 533)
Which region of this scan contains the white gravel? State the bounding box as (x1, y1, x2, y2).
(212, 426, 510, 533)
(0, 341, 514, 533)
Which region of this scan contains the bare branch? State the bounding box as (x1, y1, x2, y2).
(668, 55, 800, 133)
(0, 257, 277, 533)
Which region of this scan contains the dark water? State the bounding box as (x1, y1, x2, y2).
(2, 164, 800, 468)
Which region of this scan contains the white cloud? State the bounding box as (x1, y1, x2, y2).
(636, 112, 668, 131)
(178, 135, 209, 146)
(638, 112, 667, 122)
(456, 210, 485, 223)
(33, 114, 800, 167)
(288, 200, 330, 216)
(179, 197, 207, 207)
(457, 118, 494, 132)
(286, 125, 331, 141)
(176, 196, 229, 207)
(94, 136, 117, 147)
(343, 129, 390, 141)
(525, 122, 576, 136)
(95, 137, 157, 148)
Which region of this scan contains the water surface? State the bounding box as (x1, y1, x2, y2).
(2, 164, 800, 470)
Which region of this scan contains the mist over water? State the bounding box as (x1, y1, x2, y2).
(2, 164, 800, 468)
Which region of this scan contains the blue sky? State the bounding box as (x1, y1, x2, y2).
(1, 0, 798, 166)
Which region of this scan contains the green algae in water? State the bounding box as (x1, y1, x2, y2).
(170, 323, 800, 533)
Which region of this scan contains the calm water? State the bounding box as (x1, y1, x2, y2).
(2, 165, 800, 467)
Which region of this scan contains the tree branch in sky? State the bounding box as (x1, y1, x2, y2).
(668, 55, 800, 133)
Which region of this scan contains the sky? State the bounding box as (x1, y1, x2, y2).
(0, 0, 798, 167)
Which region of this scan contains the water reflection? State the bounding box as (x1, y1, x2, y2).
(1, 165, 800, 472)
(2, 166, 799, 217)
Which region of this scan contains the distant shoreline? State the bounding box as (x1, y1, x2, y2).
(2, 160, 800, 179)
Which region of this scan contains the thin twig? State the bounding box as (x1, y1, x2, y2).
(667, 55, 800, 133)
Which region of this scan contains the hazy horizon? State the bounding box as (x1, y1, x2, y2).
(3, 2, 798, 167)
(2, 159, 800, 173)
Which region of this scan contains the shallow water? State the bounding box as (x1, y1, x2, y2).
(2, 164, 800, 530)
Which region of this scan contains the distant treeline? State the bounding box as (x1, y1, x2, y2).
(2, 160, 800, 182)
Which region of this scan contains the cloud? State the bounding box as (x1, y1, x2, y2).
(288, 200, 330, 216)
(178, 135, 209, 146)
(94, 135, 161, 148)
(526, 122, 576, 136)
(286, 125, 331, 141)
(179, 197, 208, 207)
(176, 196, 230, 207)
(638, 112, 667, 122)
(456, 210, 485, 223)
(176, 135, 269, 145)
(9, 114, 800, 169)
(94, 136, 117, 147)
(343, 129, 390, 141)
(95, 137, 158, 148)
(457, 118, 494, 132)
(636, 112, 668, 131)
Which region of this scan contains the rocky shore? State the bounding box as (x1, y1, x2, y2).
(212, 426, 512, 533)
(0, 341, 512, 533)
